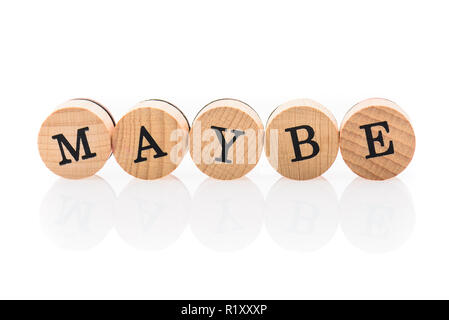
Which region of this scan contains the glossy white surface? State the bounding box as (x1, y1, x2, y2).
(0, 0, 446, 299)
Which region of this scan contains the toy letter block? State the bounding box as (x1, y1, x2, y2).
(190, 98, 264, 180)
(340, 98, 415, 180)
(265, 99, 339, 180)
(112, 99, 190, 180)
(38, 99, 115, 179)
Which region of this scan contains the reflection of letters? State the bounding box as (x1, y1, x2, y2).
(366, 206, 394, 239)
(289, 203, 318, 234)
(216, 199, 242, 233)
(137, 200, 165, 232)
(58, 196, 93, 232)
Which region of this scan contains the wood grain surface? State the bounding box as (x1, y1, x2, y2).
(38, 99, 115, 179)
(265, 99, 339, 180)
(340, 98, 415, 180)
(190, 98, 264, 180)
(112, 99, 190, 180)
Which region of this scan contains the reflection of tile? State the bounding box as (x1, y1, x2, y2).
(115, 175, 191, 250)
(340, 178, 415, 253)
(265, 177, 338, 252)
(191, 177, 264, 252)
(40, 176, 115, 250)
(39, 175, 415, 253)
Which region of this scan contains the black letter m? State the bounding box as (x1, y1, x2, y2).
(52, 127, 97, 166)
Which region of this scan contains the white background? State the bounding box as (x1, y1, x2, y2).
(0, 0, 447, 299)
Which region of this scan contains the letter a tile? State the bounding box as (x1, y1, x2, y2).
(112, 100, 190, 180)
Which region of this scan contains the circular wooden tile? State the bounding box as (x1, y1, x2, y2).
(340, 98, 415, 180)
(265, 99, 339, 180)
(189, 98, 264, 180)
(112, 99, 190, 180)
(38, 99, 115, 179)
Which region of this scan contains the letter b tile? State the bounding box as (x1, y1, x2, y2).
(190, 98, 264, 180)
(38, 99, 115, 179)
(265, 99, 339, 180)
(112, 100, 190, 180)
(340, 98, 415, 180)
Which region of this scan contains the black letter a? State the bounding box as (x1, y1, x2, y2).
(134, 126, 168, 163)
(52, 127, 97, 166)
(285, 125, 320, 162)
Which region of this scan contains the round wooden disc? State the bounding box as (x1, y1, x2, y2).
(265, 99, 339, 180)
(38, 99, 115, 179)
(340, 98, 415, 180)
(189, 98, 264, 180)
(112, 99, 190, 180)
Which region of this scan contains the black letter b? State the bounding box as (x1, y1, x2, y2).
(285, 125, 320, 162)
